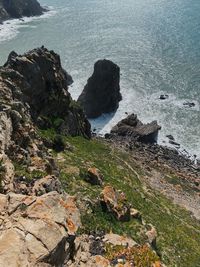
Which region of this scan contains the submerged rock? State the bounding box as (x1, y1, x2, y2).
(111, 113, 161, 144)
(183, 101, 195, 108)
(159, 94, 169, 100)
(78, 59, 122, 118)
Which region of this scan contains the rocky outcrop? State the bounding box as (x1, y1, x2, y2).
(110, 113, 161, 143)
(0, 191, 81, 267)
(78, 60, 122, 118)
(0, 0, 45, 23)
(1, 47, 91, 138)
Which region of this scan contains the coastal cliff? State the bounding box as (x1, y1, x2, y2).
(0, 0, 45, 23)
(0, 48, 199, 267)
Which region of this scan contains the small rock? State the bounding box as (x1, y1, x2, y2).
(159, 94, 169, 100)
(146, 225, 157, 247)
(130, 208, 141, 219)
(166, 135, 174, 141)
(85, 167, 103, 186)
(183, 102, 195, 108)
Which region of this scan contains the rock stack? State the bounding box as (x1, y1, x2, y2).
(78, 59, 122, 118)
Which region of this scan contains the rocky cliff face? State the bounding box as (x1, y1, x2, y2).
(78, 59, 122, 118)
(0, 0, 45, 23)
(0, 47, 91, 266)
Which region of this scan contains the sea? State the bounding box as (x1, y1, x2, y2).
(0, 0, 199, 159)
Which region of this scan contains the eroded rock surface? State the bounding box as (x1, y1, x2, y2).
(0, 191, 81, 267)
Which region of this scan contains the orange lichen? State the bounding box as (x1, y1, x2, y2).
(66, 218, 76, 234)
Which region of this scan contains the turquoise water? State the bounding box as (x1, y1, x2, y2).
(0, 0, 200, 158)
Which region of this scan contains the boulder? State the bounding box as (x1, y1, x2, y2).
(111, 113, 161, 143)
(100, 186, 131, 221)
(85, 167, 103, 185)
(78, 59, 122, 118)
(0, 191, 81, 267)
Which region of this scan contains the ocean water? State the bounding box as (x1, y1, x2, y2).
(0, 0, 200, 158)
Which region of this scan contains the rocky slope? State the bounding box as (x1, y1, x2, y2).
(0, 0, 45, 23)
(0, 47, 199, 267)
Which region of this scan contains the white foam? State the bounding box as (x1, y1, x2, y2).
(0, 7, 56, 43)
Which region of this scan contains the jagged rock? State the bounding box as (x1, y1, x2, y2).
(85, 167, 103, 185)
(0, 191, 81, 267)
(100, 186, 131, 221)
(78, 60, 122, 118)
(2, 47, 91, 138)
(0, 0, 46, 23)
(111, 113, 161, 143)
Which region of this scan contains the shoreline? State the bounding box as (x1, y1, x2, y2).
(0, 6, 55, 44)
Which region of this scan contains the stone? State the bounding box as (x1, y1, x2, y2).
(146, 225, 157, 247)
(111, 113, 161, 144)
(159, 94, 169, 100)
(183, 102, 195, 108)
(100, 186, 131, 221)
(130, 208, 141, 219)
(78, 59, 122, 118)
(166, 135, 174, 141)
(85, 167, 103, 185)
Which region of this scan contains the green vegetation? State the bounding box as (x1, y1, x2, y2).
(39, 131, 200, 267)
(14, 162, 47, 181)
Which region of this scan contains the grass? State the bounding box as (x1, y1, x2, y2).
(39, 131, 200, 267)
